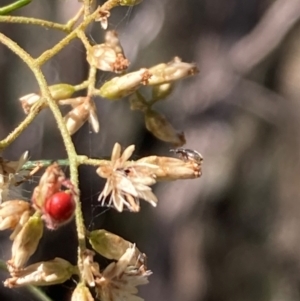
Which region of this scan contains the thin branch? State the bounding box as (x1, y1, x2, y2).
(0, 16, 70, 32)
(0, 103, 42, 149)
(36, 7, 100, 65)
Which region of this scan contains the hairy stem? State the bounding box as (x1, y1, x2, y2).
(36, 8, 100, 65)
(0, 16, 70, 32)
(0, 32, 87, 280)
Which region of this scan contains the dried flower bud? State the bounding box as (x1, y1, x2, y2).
(72, 284, 95, 301)
(136, 155, 202, 181)
(97, 69, 152, 100)
(8, 215, 43, 270)
(0, 151, 29, 202)
(151, 83, 173, 101)
(19, 84, 75, 114)
(5, 257, 75, 287)
(95, 10, 110, 30)
(82, 249, 99, 287)
(49, 84, 76, 101)
(87, 31, 129, 73)
(89, 229, 146, 267)
(144, 109, 186, 146)
(64, 97, 100, 135)
(19, 93, 41, 114)
(0, 200, 31, 231)
(147, 57, 198, 86)
(119, 0, 143, 6)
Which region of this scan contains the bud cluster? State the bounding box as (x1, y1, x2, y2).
(0, 141, 203, 300)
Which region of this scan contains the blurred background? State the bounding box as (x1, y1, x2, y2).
(1, 0, 300, 300)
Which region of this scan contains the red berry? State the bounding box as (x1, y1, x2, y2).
(45, 191, 75, 224)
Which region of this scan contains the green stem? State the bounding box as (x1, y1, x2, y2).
(0, 33, 87, 280)
(87, 66, 97, 96)
(77, 30, 92, 51)
(0, 102, 42, 150)
(0, 0, 31, 15)
(74, 81, 89, 91)
(83, 0, 91, 19)
(102, 0, 120, 11)
(22, 156, 110, 170)
(22, 159, 71, 170)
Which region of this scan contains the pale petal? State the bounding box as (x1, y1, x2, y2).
(119, 145, 135, 165)
(137, 190, 158, 207)
(88, 108, 100, 133)
(112, 191, 124, 212)
(111, 143, 121, 164)
(117, 175, 138, 197)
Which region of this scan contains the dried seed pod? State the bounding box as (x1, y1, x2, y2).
(144, 109, 186, 146)
(97, 69, 151, 100)
(136, 155, 203, 180)
(8, 215, 43, 270)
(64, 97, 99, 135)
(147, 57, 198, 86)
(0, 200, 31, 231)
(5, 257, 75, 287)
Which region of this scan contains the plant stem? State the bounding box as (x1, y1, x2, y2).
(0, 0, 31, 15)
(0, 15, 70, 32)
(0, 102, 42, 150)
(77, 30, 92, 51)
(22, 159, 71, 170)
(36, 8, 100, 65)
(0, 32, 87, 280)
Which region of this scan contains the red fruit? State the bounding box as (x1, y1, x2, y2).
(45, 191, 75, 225)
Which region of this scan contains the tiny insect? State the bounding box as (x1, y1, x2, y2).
(170, 148, 203, 164)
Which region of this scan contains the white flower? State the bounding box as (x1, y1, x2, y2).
(95, 245, 151, 301)
(97, 143, 158, 212)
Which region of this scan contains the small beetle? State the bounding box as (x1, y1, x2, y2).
(170, 148, 203, 164)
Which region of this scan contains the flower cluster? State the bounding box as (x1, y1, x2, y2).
(0, 139, 202, 300)
(0, 0, 204, 300)
(97, 143, 203, 212)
